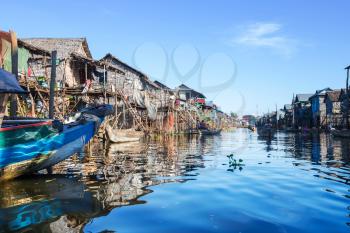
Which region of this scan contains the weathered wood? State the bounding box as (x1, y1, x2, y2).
(9, 30, 18, 117)
(0, 94, 9, 126)
(49, 51, 57, 119)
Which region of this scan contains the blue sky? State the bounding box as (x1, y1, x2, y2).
(1, 0, 349, 115)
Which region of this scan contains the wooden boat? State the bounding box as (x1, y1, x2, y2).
(330, 129, 350, 138)
(0, 68, 113, 180)
(0, 105, 113, 181)
(257, 124, 276, 138)
(247, 125, 255, 132)
(106, 127, 144, 143)
(199, 129, 222, 135)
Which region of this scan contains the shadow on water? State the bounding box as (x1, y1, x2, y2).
(0, 134, 213, 233)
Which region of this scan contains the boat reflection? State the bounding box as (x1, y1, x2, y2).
(0, 134, 213, 232)
(0, 176, 103, 233)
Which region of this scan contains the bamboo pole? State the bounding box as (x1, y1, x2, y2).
(346, 67, 350, 128)
(0, 94, 9, 126)
(9, 30, 18, 117)
(49, 51, 57, 119)
(24, 74, 36, 117)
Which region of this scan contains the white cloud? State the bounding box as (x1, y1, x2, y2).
(232, 22, 297, 57)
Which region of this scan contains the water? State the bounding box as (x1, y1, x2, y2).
(0, 129, 349, 233)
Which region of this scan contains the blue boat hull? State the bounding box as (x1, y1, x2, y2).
(0, 119, 99, 181)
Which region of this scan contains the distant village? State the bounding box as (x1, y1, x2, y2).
(0, 29, 235, 134)
(241, 71, 350, 132)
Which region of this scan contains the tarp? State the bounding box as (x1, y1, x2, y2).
(1, 39, 12, 72)
(93, 67, 107, 83)
(145, 94, 157, 121)
(132, 79, 158, 121)
(18, 47, 30, 75)
(0, 68, 26, 93)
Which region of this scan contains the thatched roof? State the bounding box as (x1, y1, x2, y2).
(21, 38, 92, 59)
(0, 31, 50, 56)
(17, 39, 51, 56)
(70, 52, 124, 74)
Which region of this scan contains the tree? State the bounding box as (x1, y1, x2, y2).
(230, 112, 238, 119)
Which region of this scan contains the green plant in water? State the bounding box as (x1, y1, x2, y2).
(227, 153, 244, 172)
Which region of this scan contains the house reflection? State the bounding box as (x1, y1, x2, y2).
(261, 132, 350, 165)
(0, 135, 214, 233)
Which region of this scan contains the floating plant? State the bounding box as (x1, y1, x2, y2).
(226, 153, 245, 172)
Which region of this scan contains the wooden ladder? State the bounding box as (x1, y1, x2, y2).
(116, 89, 147, 132)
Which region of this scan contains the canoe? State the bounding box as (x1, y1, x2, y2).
(247, 125, 255, 132)
(106, 127, 144, 143)
(0, 104, 113, 181)
(199, 129, 221, 135)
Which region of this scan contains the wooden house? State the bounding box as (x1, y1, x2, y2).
(281, 104, 293, 128)
(0, 30, 55, 117)
(309, 88, 332, 128)
(176, 84, 206, 101)
(100, 53, 179, 132)
(1, 31, 51, 78)
(339, 89, 349, 128)
(21, 38, 94, 88)
(20, 38, 126, 116)
(256, 112, 277, 128)
(293, 94, 313, 128)
(324, 89, 342, 128)
(100, 53, 159, 95)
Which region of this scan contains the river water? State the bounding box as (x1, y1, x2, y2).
(0, 129, 349, 233)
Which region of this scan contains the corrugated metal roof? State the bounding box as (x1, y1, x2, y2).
(295, 94, 313, 102)
(177, 84, 206, 98)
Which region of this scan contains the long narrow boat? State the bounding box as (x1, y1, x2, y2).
(199, 129, 221, 135)
(105, 126, 144, 143)
(0, 105, 113, 181)
(0, 68, 113, 180)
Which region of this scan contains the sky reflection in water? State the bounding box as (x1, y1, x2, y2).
(0, 129, 349, 233)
